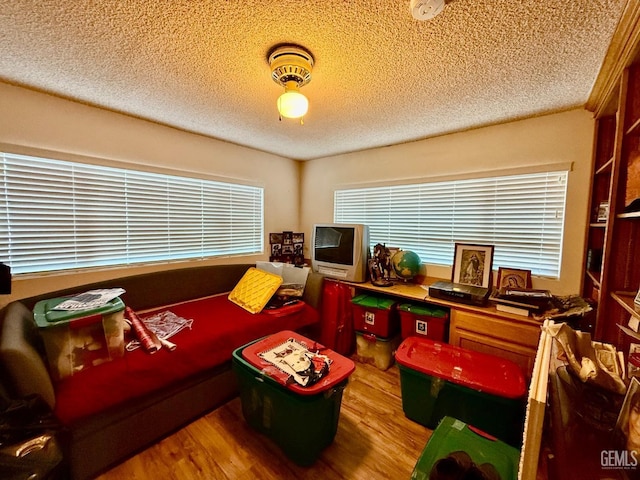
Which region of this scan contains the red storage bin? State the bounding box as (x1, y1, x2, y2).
(241, 330, 355, 395)
(395, 336, 526, 446)
(351, 294, 399, 337)
(398, 302, 449, 341)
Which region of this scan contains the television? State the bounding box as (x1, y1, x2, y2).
(311, 223, 370, 282)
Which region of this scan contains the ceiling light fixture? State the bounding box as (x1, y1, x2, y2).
(268, 45, 314, 124)
(410, 0, 445, 20)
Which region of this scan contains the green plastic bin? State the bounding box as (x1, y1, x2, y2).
(397, 302, 449, 341)
(351, 293, 400, 337)
(231, 334, 352, 466)
(33, 296, 125, 381)
(411, 416, 521, 480)
(396, 337, 526, 447)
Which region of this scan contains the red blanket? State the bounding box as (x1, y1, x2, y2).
(53, 295, 318, 425)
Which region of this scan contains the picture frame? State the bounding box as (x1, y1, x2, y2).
(597, 201, 609, 222)
(497, 267, 532, 289)
(635, 288, 640, 308)
(452, 243, 494, 288)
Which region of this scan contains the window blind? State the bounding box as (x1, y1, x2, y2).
(0, 152, 264, 274)
(334, 170, 568, 278)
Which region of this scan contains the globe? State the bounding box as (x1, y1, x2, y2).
(391, 250, 421, 281)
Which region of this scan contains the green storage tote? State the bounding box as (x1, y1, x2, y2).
(411, 416, 521, 480)
(351, 293, 400, 337)
(397, 302, 449, 341)
(396, 336, 526, 447)
(232, 330, 355, 466)
(33, 296, 125, 381)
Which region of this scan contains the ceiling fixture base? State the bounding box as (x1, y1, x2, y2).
(268, 45, 314, 88)
(410, 0, 445, 21)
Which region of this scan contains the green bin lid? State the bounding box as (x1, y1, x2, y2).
(411, 416, 520, 480)
(33, 296, 125, 328)
(398, 302, 448, 318)
(351, 294, 396, 310)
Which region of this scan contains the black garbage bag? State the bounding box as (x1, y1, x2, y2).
(0, 394, 65, 480)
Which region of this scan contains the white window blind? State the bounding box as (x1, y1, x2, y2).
(334, 170, 568, 278)
(0, 152, 264, 274)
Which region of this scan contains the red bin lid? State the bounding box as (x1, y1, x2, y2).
(395, 337, 526, 399)
(241, 330, 355, 395)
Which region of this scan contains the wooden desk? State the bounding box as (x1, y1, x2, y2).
(343, 278, 543, 379)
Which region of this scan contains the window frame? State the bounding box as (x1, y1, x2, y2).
(0, 151, 264, 275)
(333, 168, 569, 279)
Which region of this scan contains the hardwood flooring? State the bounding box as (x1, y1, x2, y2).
(97, 360, 432, 480)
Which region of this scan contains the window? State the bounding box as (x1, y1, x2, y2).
(334, 170, 568, 278)
(0, 152, 264, 274)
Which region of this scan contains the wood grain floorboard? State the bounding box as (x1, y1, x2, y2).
(97, 361, 432, 480)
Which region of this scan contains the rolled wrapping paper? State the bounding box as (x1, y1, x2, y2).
(124, 306, 162, 354)
(159, 337, 177, 351)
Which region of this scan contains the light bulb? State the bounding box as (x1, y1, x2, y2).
(277, 82, 308, 119)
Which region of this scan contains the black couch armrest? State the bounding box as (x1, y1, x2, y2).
(0, 302, 56, 409)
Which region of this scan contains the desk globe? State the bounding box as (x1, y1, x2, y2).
(391, 250, 421, 282)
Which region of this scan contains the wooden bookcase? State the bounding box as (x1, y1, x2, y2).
(586, 51, 640, 348)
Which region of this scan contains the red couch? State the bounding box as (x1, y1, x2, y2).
(0, 264, 323, 479)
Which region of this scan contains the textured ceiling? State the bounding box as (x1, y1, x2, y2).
(0, 1, 628, 160)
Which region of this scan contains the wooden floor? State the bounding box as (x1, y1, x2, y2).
(97, 360, 432, 480)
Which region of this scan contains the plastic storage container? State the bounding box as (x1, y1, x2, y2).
(33, 296, 125, 381)
(411, 416, 521, 480)
(351, 294, 400, 337)
(232, 330, 355, 466)
(397, 302, 449, 341)
(395, 337, 526, 447)
(355, 331, 401, 370)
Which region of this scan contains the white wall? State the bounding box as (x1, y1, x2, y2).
(0, 83, 595, 300)
(300, 109, 595, 295)
(0, 82, 300, 306)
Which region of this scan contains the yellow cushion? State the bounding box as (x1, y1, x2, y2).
(228, 267, 283, 314)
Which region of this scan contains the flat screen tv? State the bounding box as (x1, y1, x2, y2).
(311, 223, 370, 282)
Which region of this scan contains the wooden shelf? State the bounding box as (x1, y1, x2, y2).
(626, 116, 640, 136)
(617, 211, 640, 219)
(588, 222, 607, 228)
(595, 157, 614, 175)
(611, 291, 640, 320)
(586, 270, 601, 288)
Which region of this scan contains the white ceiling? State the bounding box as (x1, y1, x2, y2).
(0, 1, 628, 160)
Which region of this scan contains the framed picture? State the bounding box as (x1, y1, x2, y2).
(597, 201, 609, 222)
(497, 267, 532, 289)
(269, 233, 283, 245)
(635, 288, 640, 308)
(452, 243, 494, 288)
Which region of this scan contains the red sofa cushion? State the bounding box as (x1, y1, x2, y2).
(53, 295, 318, 425)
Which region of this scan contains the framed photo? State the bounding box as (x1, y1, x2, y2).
(269, 233, 283, 245)
(497, 267, 532, 289)
(452, 243, 494, 288)
(635, 288, 640, 308)
(597, 201, 609, 222)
